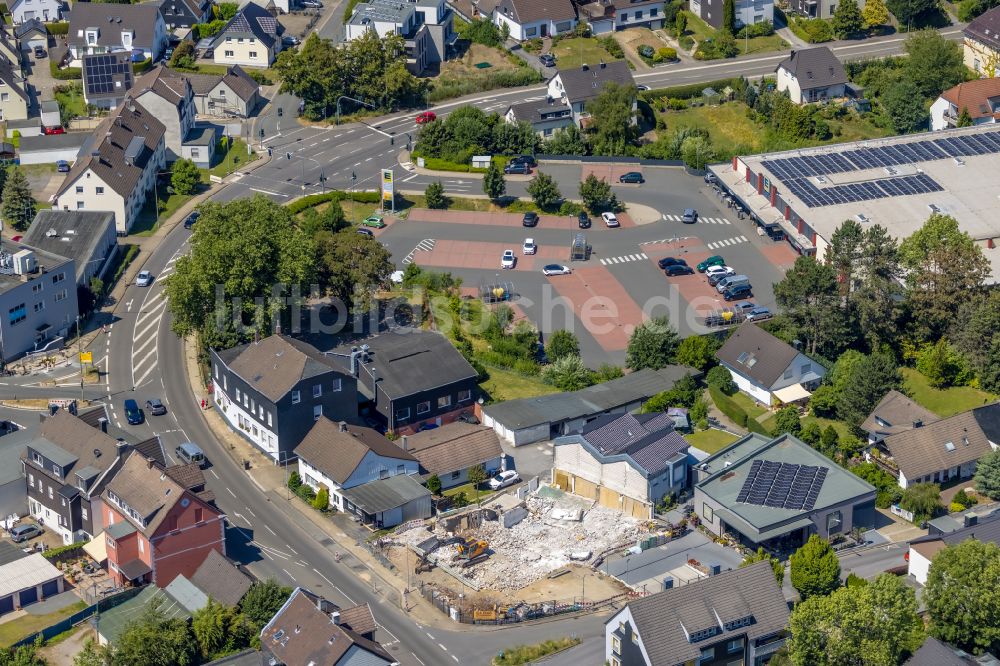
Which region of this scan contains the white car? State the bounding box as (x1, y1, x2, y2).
(705, 265, 735, 279)
(389, 270, 405, 284)
(488, 470, 520, 490)
(602, 212, 619, 227)
(522, 238, 537, 255)
(501, 250, 516, 269)
(542, 264, 572, 276)
(136, 271, 153, 287)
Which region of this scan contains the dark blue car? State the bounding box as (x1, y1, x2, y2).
(124, 399, 143, 425)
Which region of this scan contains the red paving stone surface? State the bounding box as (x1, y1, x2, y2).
(405, 207, 635, 229)
(759, 242, 800, 271)
(414, 240, 570, 272)
(547, 266, 646, 352)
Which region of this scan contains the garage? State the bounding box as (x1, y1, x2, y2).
(42, 580, 60, 597)
(0, 595, 13, 616)
(18, 586, 37, 607)
(18, 133, 88, 166)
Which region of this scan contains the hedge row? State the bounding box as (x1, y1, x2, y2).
(42, 540, 88, 561)
(50, 60, 81, 81)
(709, 385, 772, 436)
(133, 57, 153, 75)
(285, 190, 380, 214)
(640, 77, 740, 101)
(48, 21, 69, 35)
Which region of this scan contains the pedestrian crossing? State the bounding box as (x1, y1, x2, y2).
(663, 214, 731, 224)
(705, 235, 749, 250)
(403, 239, 435, 264)
(600, 253, 648, 266)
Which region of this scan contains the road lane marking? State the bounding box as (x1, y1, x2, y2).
(438, 644, 447, 652)
(282, 568, 297, 582)
(426, 633, 434, 640)
(412, 653, 425, 665)
(226, 487, 236, 497)
(451, 656, 459, 662)
(249, 187, 289, 197)
(265, 525, 276, 535)
(209, 469, 219, 479)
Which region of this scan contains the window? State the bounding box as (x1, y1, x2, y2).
(313, 384, 322, 398)
(827, 510, 843, 534)
(235, 387, 241, 402)
(96, 187, 104, 195)
(451, 470, 461, 479)
(612, 636, 621, 654)
(396, 408, 410, 422)
(727, 638, 742, 653)
(28, 473, 33, 486)
(611, 660, 620, 666)
(458, 389, 472, 402)
(702, 503, 714, 522)
(48, 485, 53, 499)
(1, 93, 9, 102)
(313, 405, 322, 420)
(621, 11, 628, 19)
(417, 401, 431, 415)
(525, 26, 537, 36)
(214, 364, 219, 379)
(267, 412, 273, 427)
(783, 366, 793, 379)
(650, 6, 658, 14)
(631, 631, 638, 644)
(438, 395, 451, 409)
(54, 289, 68, 303)
(635, 10, 643, 18)
(31, 283, 42, 293)
(33, 302, 45, 313)
(75, 186, 83, 194)
(291, 390, 300, 404)
(82, 507, 88, 521)
(138, 538, 144, 553)
(224, 50, 234, 57)
(801, 362, 811, 375)
(701, 647, 715, 660)
(77, 201, 85, 210)
(379, 468, 389, 480)
(191, 148, 199, 158)
(249, 51, 258, 58)
(8, 304, 25, 325)
(237, 38, 244, 43)
(51, 464, 60, 478)
(52, 273, 65, 284)
(195, 507, 203, 523)
(332, 378, 342, 392)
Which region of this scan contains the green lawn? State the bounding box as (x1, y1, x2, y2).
(902, 367, 997, 418)
(730, 391, 768, 419)
(802, 415, 852, 440)
(736, 33, 789, 56)
(680, 11, 714, 45)
(550, 37, 621, 70)
(685, 428, 740, 454)
(443, 480, 495, 504)
(0, 600, 87, 647)
(210, 138, 258, 178)
(54, 83, 86, 120)
(480, 367, 557, 403)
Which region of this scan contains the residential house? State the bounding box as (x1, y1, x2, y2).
(505, 99, 573, 138)
(0, 55, 29, 121)
(341, 474, 432, 527)
(14, 18, 46, 54)
(963, 5, 1000, 77)
(905, 637, 997, 666)
(0, 428, 29, 521)
(23, 407, 142, 544)
(81, 52, 134, 109)
(547, 61, 636, 128)
(931, 78, 1000, 130)
(294, 418, 420, 514)
(715, 322, 827, 407)
(907, 512, 1000, 584)
(0, 25, 22, 66)
(261, 588, 396, 666)
(785, 0, 861, 19)
(345, 0, 456, 75)
(0, 238, 78, 359)
(183, 65, 261, 117)
(578, 0, 664, 32)
(494, 0, 577, 40)
(52, 98, 166, 235)
(694, 432, 877, 551)
(483, 366, 700, 446)
(0, 543, 64, 617)
(189, 549, 253, 607)
(604, 561, 790, 666)
(689, 0, 773, 28)
(873, 403, 1000, 489)
(163, 461, 217, 506)
(860, 389, 938, 445)
(102, 452, 226, 588)
(553, 412, 689, 519)
(211, 3, 283, 69)
(22, 210, 117, 288)
(130, 65, 215, 165)
(330, 330, 479, 436)
(776, 47, 848, 104)
(210, 335, 357, 463)
(9, 0, 62, 25)
(448, 0, 498, 22)
(66, 3, 167, 63)
(157, 0, 212, 30)
(400, 422, 504, 489)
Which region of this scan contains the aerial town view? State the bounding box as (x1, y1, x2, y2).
(0, 0, 996, 662)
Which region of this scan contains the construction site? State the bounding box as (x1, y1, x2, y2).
(381, 485, 670, 612)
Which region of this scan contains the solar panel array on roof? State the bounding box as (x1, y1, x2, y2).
(83, 54, 131, 96)
(736, 460, 828, 511)
(256, 16, 277, 33)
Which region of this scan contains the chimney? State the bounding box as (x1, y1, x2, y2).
(147, 457, 155, 469)
(401, 435, 408, 451)
(98, 417, 108, 433)
(339, 421, 348, 433)
(116, 438, 129, 456)
(330, 611, 340, 625)
(913, 420, 923, 428)
(349, 347, 360, 376)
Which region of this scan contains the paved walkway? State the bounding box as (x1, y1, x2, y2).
(777, 25, 809, 48)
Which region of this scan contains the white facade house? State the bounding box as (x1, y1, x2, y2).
(493, 0, 576, 41)
(907, 514, 1000, 585)
(211, 3, 283, 68)
(547, 61, 636, 127)
(931, 79, 1000, 131)
(9, 0, 61, 25)
(130, 66, 215, 166)
(775, 47, 848, 104)
(0, 58, 29, 121)
(346, 0, 455, 75)
(689, 0, 773, 29)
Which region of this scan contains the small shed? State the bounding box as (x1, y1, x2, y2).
(342, 474, 432, 528)
(667, 407, 691, 432)
(701, 87, 720, 105)
(39, 100, 60, 130)
(471, 155, 492, 169)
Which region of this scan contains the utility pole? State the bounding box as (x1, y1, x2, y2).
(76, 315, 83, 401)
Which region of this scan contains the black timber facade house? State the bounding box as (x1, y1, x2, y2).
(210, 335, 358, 463)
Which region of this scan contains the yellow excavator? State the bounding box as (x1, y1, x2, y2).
(452, 537, 490, 568)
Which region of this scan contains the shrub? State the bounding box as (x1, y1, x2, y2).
(43, 541, 88, 561)
(522, 38, 543, 53)
(707, 366, 737, 394)
(246, 69, 273, 85)
(710, 385, 749, 427)
(452, 491, 469, 508)
(736, 19, 775, 38)
(427, 68, 543, 102)
(287, 471, 302, 491)
(48, 21, 69, 35)
(792, 17, 834, 42)
(640, 78, 740, 101)
(653, 47, 678, 63)
(295, 484, 316, 503)
(598, 36, 625, 58)
(313, 486, 330, 510)
(427, 474, 442, 495)
(50, 60, 82, 81)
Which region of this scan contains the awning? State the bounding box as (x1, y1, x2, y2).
(83, 534, 108, 563)
(773, 384, 812, 403)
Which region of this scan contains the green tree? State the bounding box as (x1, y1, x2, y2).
(240, 580, 293, 631)
(626, 315, 679, 370)
(854, 224, 902, 351)
(578, 173, 615, 213)
(773, 256, 848, 357)
(826, 219, 864, 303)
(925, 540, 1000, 654)
(482, 161, 506, 200)
(675, 10, 688, 36)
(790, 534, 841, 600)
(170, 158, 201, 196)
(312, 486, 330, 510)
(545, 329, 580, 361)
(74, 638, 112, 666)
(722, 0, 736, 32)
(916, 338, 969, 388)
(169, 40, 197, 69)
(680, 135, 713, 170)
(773, 407, 802, 436)
(527, 171, 561, 209)
(904, 29, 967, 99)
(862, 0, 890, 27)
(192, 598, 240, 661)
(313, 230, 393, 310)
(881, 79, 929, 134)
(741, 547, 784, 585)
(217, 2, 239, 19)
(426, 474, 442, 495)
(467, 464, 487, 504)
(425, 181, 447, 209)
(800, 421, 822, 446)
(957, 106, 974, 127)
(543, 124, 587, 155)
(674, 334, 720, 372)
(2, 167, 34, 232)
(706, 365, 736, 394)
(976, 449, 1000, 500)
(836, 351, 901, 430)
(832, 0, 864, 37)
(820, 425, 840, 456)
(886, 0, 938, 29)
(541, 354, 595, 391)
(852, 461, 903, 508)
(787, 574, 924, 666)
(900, 482, 941, 522)
(299, 200, 347, 237)
(642, 374, 702, 411)
(113, 600, 197, 666)
(587, 83, 639, 154)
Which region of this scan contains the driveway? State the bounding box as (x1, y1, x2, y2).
(24, 43, 63, 109)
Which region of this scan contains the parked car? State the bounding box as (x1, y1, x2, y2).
(577, 212, 591, 229)
(716, 274, 749, 294)
(704, 172, 718, 184)
(183, 211, 199, 229)
(707, 267, 736, 286)
(542, 264, 572, 276)
(539, 53, 556, 67)
(457, 411, 479, 425)
(124, 399, 143, 425)
(682, 208, 698, 224)
(501, 250, 516, 269)
(657, 257, 687, 269)
(56, 160, 70, 173)
(723, 284, 753, 301)
(136, 270, 153, 287)
(664, 264, 694, 277)
(356, 227, 374, 237)
(362, 214, 385, 228)
(33, 46, 45, 59)
(697, 255, 725, 272)
(282, 36, 301, 46)
(746, 306, 773, 322)
(522, 212, 539, 227)
(509, 155, 536, 167)
(522, 238, 537, 255)
(10, 524, 42, 543)
(415, 111, 436, 124)
(301, 0, 323, 7)
(488, 470, 520, 490)
(42, 126, 64, 135)
(145, 398, 167, 416)
(619, 171, 644, 184)
(602, 212, 619, 227)
(176, 442, 206, 467)
(504, 162, 531, 175)
(732, 300, 756, 314)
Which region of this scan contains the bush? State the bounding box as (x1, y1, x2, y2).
(710, 385, 749, 427)
(653, 47, 678, 63)
(50, 60, 81, 81)
(707, 366, 737, 394)
(246, 69, 273, 85)
(427, 474, 442, 495)
(312, 486, 329, 510)
(640, 78, 740, 101)
(427, 68, 543, 103)
(598, 36, 625, 58)
(48, 21, 69, 35)
(43, 541, 88, 561)
(287, 471, 302, 491)
(523, 38, 543, 53)
(736, 20, 775, 38)
(791, 17, 834, 42)
(285, 190, 380, 215)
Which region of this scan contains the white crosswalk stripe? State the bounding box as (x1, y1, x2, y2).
(600, 252, 648, 266)
(662, 214, 731, 224)
(705, 235, 749, 250)
(403, 239, 436, 265)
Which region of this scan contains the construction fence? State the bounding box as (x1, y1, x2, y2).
(418, 584, 638, 625)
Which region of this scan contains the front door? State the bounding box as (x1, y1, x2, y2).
(541, 23, 548, 37)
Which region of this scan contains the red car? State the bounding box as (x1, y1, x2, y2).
(42, 126, 65, 135)
(415, 111, 436, 124)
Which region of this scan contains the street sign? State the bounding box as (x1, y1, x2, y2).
(79, 351, 92, 364)
(381, 168, 394, 213)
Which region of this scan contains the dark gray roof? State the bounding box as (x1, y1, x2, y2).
(81, 53, 133, 102)
(777, 47, 848, 90)
(217, 335, 348, 403)
(882, 405, 1000, 482)
(567, 412, 688, 476)
(506, 100, 572, 125)
(205, 650, 268, 666)
(0, 430, 29, 486)
(332, 329, 477, 401)
(861, 389, 939, 438)
(553, 61, 635, 105)
(157, 0, 210, 27)
(190, 549, 254, 607)
(22, 211, 115, 284)
(132, 65, 191, 108)
(965, 6, 1000, 52)
(495, 0, 575, 26)
(296, 418, 416, 485)
(484, 366, 700, 430)
(611, 561, 789, 666)
(342, 474, 430, 514)
(13, 18, 45, 40)
(716, 323, 801, 388)
(912, 512, 1000, 549)
(212, 3, 281, 49)
(66, 4, 162, 50)
(18, 132, 89, 153)
(905, 637, 979, 666)
(31, 409, 121, 477)
(172, 65, 259, 102)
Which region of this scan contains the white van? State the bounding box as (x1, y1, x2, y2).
(175, 442, 206, 467)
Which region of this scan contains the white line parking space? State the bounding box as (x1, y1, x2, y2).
(705, 235, 749, 250)
(403, 239, 435, 265)
(599, 253, 648, 266)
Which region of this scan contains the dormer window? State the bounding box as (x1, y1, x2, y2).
(121, 30, 133, 48)
(86, 29, 99, 45)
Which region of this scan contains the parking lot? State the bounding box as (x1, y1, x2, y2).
(380, 166, 796, 366)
